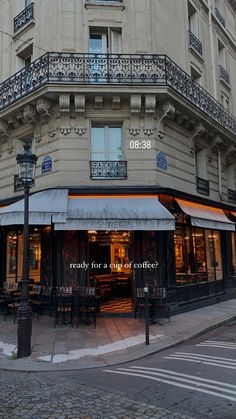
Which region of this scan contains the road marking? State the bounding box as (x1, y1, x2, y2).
(130, 366, 236, 388)
(165, 352, 236, 367)
(204, 340, 236, 347)
(197, 340, 236, 350)
(103, 367, 236, 402)
(164, 357, 236, 370)
(175, 352, 236, 363)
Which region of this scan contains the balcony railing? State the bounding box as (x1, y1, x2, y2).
(215, 8, 225, 27)
(13, 2, 34, 33)
(196, 176, 209, 195)
(228, 188, 236, 203)
(1, 52, 236, 136)
(219, 65, 230, 85)
(188, 30, 203, 57)
(90, 161, 127, 179)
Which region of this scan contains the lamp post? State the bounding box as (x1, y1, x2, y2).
(16, 143, 37, 358)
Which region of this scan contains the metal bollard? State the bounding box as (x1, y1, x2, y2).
(144, 287, 149, 345)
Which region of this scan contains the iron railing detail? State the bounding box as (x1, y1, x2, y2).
(228, 188, 236, 203)
(196, 176, 209, 195)
(90, 161, 127, 178)
(13, 2, 34, 33)
(215, 8, 225, 27)
(1, 52, 236, 136)
(188, 30, 203, 57)
(219, 65, 230, 85)
(14, 175, 34, 192)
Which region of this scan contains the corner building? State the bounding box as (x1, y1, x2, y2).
(0, 0, 236, 314)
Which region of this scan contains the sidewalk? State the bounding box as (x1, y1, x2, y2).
(0, 298, 236, 372)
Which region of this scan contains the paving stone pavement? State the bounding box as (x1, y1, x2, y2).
(0, 370, 195, 419)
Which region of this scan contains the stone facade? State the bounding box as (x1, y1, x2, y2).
(0, 0, 235, 204)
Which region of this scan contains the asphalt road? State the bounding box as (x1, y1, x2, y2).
(1, 322, 236, 418)
(56, 320, 236, 419)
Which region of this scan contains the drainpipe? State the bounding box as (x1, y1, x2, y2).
(218, 149, 223, 200)
(208, 0, 218, 99)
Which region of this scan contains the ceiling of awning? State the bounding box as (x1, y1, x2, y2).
(176, 199, 235, 231)
(54, 196, 175, 231)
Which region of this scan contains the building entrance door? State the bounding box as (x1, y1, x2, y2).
(88, 231, 134, 314)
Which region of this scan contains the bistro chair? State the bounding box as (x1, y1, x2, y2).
(134, 287, 153, 322)
(149, 287, 170, 322)
(79, 290, 97, 329)
(72, 288, 80, 328)
(3, 291, 20, 323)
(54, 292, 73, 327)
(30, 285, 42, 319)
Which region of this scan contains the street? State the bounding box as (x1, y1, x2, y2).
(1, 321, 236, 418)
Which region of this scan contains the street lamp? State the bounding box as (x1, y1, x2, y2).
(16, 143, 37, 358)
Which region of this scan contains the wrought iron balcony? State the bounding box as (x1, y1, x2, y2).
(196, 176, 209, 196)
(215, 8, 225, 27)
(188, 30, 203, 57)
(1, 52, 236, 136)
(13, 2, 34, 33)
(90, 161, 127, 179)
(219, 65, 230, 85)
(228, 188, 236, 203)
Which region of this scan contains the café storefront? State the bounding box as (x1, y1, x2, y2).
(0, 188, 235, 314)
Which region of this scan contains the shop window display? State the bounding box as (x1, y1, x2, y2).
(174, 226, 222, 286)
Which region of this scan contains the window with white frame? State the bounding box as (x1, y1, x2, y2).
(188, 1, 198, 36)
(89, 27, 122, 54)
(195, 148, 207, 179)
(91, 124, 123, 161)
(227, 163, 236, 190)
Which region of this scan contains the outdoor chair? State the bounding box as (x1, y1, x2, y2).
(134, 288, 153, 322)
(30, 285, 42, 319)
(149, 287, 170, 322)
(3, 291, 20, 323)
(54, 292, 73, 327)
(79, 292, 97, 328)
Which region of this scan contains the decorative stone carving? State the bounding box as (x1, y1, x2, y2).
(59, 94, 71, 135)
(0, 119, 10, 138)
(23, 104, 37, 123)
(74, 94, 86, 135)
(143, 95, 156, 135)
(48, 128, 57, 138)
(157, 101, 175, 138)
(209, 135, 222, 152)
(94, 96, 103, 110)
(129, 95, 141, 135)
(112, 96, 121, 110)
(7, 137, 13, 155)
(36, 98, 53, 119)
(8, 115, 21, 129)
(189, 123, 206, 154)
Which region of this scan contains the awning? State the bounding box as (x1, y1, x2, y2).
(176, 199, 235, 231)
(0, 189, 68, 225)
(54, 196, 175, 231)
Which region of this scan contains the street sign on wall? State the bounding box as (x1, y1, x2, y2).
(41, 155, 53, 174)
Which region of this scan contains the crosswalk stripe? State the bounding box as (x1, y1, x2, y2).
(197, 344, 236, 350)
(120, 367, 236, 395)
(103, 369, 236, 402)
(129, 366, 236, 388)
(175, 352, 236, 363)
(164, 356, 236, 369)
(204, 341, 236, 346)
(166, 353, 236, 366)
